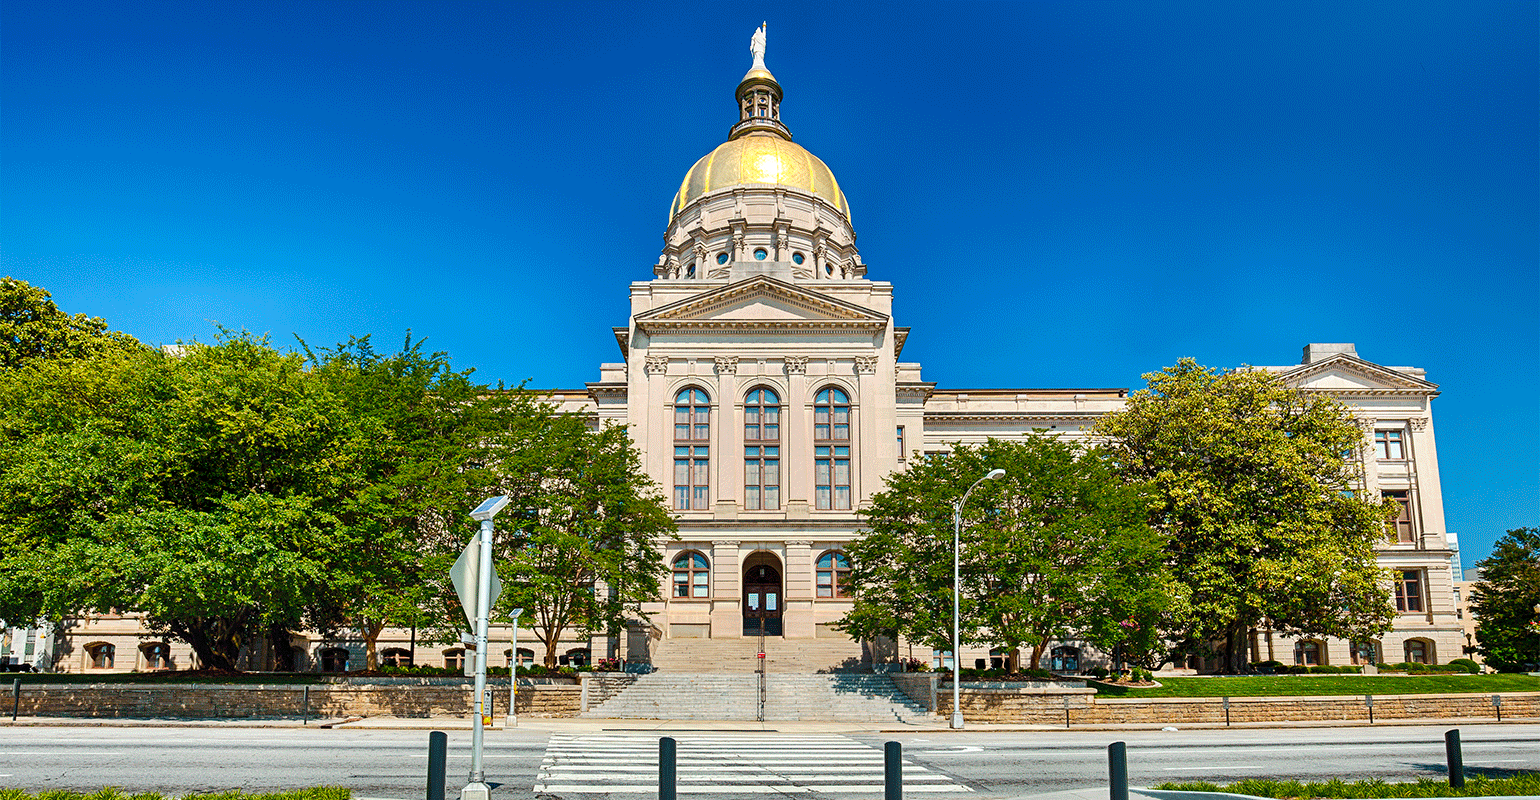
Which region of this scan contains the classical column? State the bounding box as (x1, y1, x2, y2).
(714, 356, 741, 518)
(854, 355, 880, 506)
(709, 540, 742, 639)
(783, 539, 815, 638)
(1355, 417, 1378, 498)
(784, 356, 811, 519)
(644, 354, 672, 493)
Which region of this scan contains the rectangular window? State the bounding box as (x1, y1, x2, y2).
(745, 446, 780, 510)
(815, 445, 852, 510)
(1374, 429, 1405, 460)
(1394, 569, 1424, 612)
(674, 445, 708, 510)
(897, 426, 905, 461)
(1383, 490, 1414, 544)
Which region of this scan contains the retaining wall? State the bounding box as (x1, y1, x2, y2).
(9, 681, 581, 719)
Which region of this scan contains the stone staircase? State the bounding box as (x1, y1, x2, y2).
(648, 636, 868, 674)
(583, 672, 932, 722)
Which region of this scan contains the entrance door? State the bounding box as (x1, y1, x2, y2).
(743, 564, 782, 636)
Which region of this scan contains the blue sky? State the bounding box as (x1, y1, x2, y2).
(4, 2, 1535, 565)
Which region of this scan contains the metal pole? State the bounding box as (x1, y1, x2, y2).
(951, 499, 963, 729)
(1365, 694, 1373, 724)
(427, 731, 448, 800)
(1223, 696, 1230, 727)
(1108, 741, 1128, 800)
(302, 685, 309, 725)
(884, 741, 902, 800)
(659, 736, 677, 800)
(505, 610, 522, 728)
(1445, 729, 1464, 789)
(469, 516, 493, 785)
(11, 678, 19, 721)
(1493, 694, 1502, 722)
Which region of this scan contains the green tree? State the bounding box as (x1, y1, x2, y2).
(0, 276, 142, 369)
(0, 333, 357, 670)
(489, 413, 673, 669)
(304, 334, 514, 670)
(1470, 527, 1540, 672)
(1093, 359, 1395, 673)
(842, 436, 1176, 671)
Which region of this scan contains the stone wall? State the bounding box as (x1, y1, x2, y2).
(935, 690, 1539, 725)
(12, 682, 581, 719)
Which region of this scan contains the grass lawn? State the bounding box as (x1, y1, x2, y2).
(1156, 773, 1540, 798)
(0, 790, 348, 800)
(1092, 673, 1540, 697)
(5, 672, 331, 685)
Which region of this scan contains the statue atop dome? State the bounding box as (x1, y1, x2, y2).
(750, 22, 767, 70)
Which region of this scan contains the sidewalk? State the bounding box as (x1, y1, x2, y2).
(0, 713, 1527, 732)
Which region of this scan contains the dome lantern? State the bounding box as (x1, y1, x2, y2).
(729, 23, 791, 141)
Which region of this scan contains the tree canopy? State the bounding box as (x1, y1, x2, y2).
(1470, 527, 1540, 673)
(841, 436, 1176, 671)
(0, 289, 670, 672)
(0, 276, 143, 369)
(1093, 359, 1395, 672)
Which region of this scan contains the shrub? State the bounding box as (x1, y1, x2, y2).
(1449, 658, 1481, 674)
(1308, 665, 1334, 674)
(1130, 667, 1153, 682)
(1088, 666, 1109, 679)
(1252, 660, 1283, 675)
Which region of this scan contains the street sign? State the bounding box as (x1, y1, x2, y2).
(450, 533, 503, 629)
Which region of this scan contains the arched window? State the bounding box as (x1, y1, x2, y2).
(566, 648, 590, 667)
(86, 643, 115, 669)
(1051, 646, 1081, 672)
(1351, 640, 1379, 666)
(815, 551, 851, 598)
(319, 646, 350, 673)
(744, 387, 780, 510)
(443, 648, 465, 671)
(814, 387, 852, 509)
(1293, 640, 1322, 666)
(674, 388, 710, 510)
(1404, 639, 1432, 664)
(672, 551, 710, 598)
(140, 642, 170, 671)
(381, 648, 412, 668)
(508, 647, 535, 668)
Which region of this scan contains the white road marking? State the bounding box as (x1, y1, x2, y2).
(1162, 766, 1262, 771)
(535, 733, 973, 795)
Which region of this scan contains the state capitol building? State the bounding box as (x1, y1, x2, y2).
(13, 33, 1466, 678)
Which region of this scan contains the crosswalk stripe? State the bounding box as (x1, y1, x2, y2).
(535, 733, 972, 796)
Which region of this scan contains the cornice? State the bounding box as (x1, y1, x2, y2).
(585, 382, 628, 397)
(634, 275, 889, 335)
(1277, 354, 1438, 392)
(893, 327, 909, 358)
(637, 319, 887, 334)
(613, 327, 630, 359)
(924, 411, 1102, 423)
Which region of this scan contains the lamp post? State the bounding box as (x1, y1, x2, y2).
(951, 467, 1005, 730)
(463, 495, 509, 800)
(505, 607, 523, 729)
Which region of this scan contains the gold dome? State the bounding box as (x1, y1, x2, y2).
(671, 131, 850, 220)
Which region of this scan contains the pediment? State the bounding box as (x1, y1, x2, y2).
(634, 277, 888, 333)
(1277, 354, 1437, 394)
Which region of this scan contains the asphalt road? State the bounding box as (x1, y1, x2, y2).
(1, 724, 1536, 799)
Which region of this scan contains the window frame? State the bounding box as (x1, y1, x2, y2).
(743, 387, 781, 510)
(673, 387, 711, 510)
(1394, 569, 1424, 613)
(1404, 638, 1430, 664)
(1293, 640, 1323, 667)
(815, 550, 852, 598)
(1383, 490, 1415, 544)
(443, 648, 466, 671)
(672, 551, 711, 599)
(319, 646, 350, 673)
(140, 642, 170, 671)
(814, 386, 853, 510)
(1374, 429, 1406, 460)
(87, 643, 115, 670)
(1350, 640, 1379, 666)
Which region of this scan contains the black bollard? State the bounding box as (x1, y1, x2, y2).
(1445, 729, 1464, 789)
(11, 678, 19, 721)
(427, 731, 448, 800)
(659, 736, 677, 800)
(1108, 741, 1128, 800)
(885, 741, 902, 800)
(302, 685, 310, 725)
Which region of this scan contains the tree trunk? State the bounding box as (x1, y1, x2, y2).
(1029, 642, 1046, 673)
(363, 619, 385, 671)
(542, 627, 561, 668)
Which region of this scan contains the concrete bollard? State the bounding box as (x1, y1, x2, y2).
(885, 741, 902, 800)
(427, 731, 448, 800)
(659, 736, 677, 800)
(1108, 741, 1128, 800)
(1445, 729, 1464, 789)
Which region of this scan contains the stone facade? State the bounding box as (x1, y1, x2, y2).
(30, 33, 1466, 680)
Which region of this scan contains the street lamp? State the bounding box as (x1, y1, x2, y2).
(951, 467, 1005, 729)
